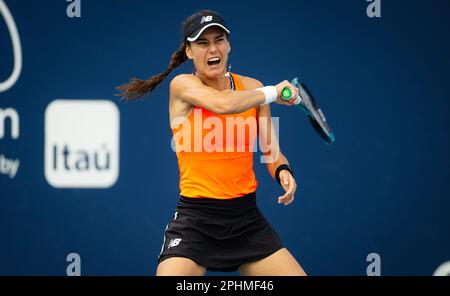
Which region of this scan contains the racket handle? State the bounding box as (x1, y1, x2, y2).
(281, 87, 302, 105)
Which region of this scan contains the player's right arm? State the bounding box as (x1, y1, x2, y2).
(170, 74, 298, 114)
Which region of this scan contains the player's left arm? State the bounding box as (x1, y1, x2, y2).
(257, 102, 297, 206)
(241, 75, 297, 206)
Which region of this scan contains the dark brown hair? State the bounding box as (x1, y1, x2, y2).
(116, 41, 188, 101)
(116, 10, 224, 101)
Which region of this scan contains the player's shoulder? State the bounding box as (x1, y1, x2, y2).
(170, 73, 196, 86)
(235, 74, 264, 89)
(170, 73, 202, 92)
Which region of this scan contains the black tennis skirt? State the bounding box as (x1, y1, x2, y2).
(157, 192, 284, 272)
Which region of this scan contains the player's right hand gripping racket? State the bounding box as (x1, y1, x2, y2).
(281, 78, 335, 145)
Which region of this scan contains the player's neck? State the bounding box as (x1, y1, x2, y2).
(195, 71, 230, 91)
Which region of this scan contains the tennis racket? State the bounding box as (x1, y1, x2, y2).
(281, 78, 335, 145)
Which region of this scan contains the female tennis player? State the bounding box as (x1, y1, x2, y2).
(117, 10, 307, 276)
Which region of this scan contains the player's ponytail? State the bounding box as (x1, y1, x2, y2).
(116, 41, 188, 101)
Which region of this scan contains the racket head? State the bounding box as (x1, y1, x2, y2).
(291, 78, 335, 144)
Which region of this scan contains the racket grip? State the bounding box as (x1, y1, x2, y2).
(281, 87, 301, 105)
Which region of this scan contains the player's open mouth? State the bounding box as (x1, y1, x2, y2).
(207, 57, 221, 66)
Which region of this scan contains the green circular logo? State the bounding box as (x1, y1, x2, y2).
(281, 88, 292, 100)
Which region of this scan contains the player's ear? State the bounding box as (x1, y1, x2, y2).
(186, 45, 193, 60)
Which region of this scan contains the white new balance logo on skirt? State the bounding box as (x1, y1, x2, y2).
(168, 238, 182, 249)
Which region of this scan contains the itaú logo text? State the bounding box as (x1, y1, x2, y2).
(0, 0, 22, 93)
(45, 100, 120, 188)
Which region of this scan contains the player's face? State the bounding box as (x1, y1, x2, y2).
(187, 27, 230, 78)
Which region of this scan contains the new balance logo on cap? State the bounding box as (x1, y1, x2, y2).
(168, 238, 182, 249)
(201, 15, 213, 24)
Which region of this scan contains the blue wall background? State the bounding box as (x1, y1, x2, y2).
(1, 0, 449, 275)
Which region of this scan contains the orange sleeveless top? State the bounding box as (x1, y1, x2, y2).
(171, 73, 258, 199)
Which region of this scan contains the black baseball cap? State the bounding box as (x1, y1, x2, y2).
(183, 11, 230, 42)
